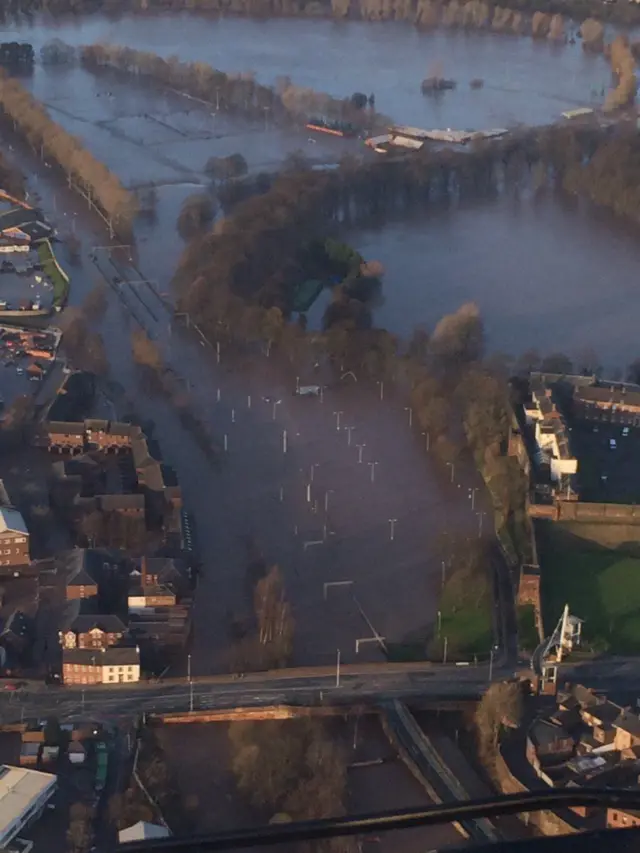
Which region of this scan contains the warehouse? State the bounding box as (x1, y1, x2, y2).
(0, 765, 56, 847)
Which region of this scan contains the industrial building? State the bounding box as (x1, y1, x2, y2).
(0, 765, 56, 848)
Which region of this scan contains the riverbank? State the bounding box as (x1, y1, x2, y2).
(4, 0, 640, 35)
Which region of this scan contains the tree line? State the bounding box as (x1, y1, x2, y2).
(0, 69, 137, 230)
(5, 0, 640, 34)
(80, 43, 384, 129)
(228, 718, 353, 853)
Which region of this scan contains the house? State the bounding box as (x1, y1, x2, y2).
(580, 699, 622, 730)
(63, 549, 99, 601)
(59, 607, 127, 651)
(97, 494, 145, 517)
(39, 422, 85, 453)
(607, 808, 640, 829)
(131, 556, 191, 597)
(62, 645, 140, 685)
(0, 508, 29, 569)
(526, 718, 575, 772)
(613, 711, 640, 752)
(85, 419, 133, 452)
(128, 585, 176, 612)
(574, 385, 640, 421)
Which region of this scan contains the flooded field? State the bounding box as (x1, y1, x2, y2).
(158, 716, 462, 852)
(352, 192, 640, 370)
(1, 13, 611, 127)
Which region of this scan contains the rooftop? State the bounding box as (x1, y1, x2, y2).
(63, 645, 139, 666)
(0, 764, 56, 844)
(0, 508, 27, 536)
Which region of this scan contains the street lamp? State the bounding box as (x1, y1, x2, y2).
(345, 426, 356, 446)
(368, 461, 379, 483)
(405, 406, 413, 428)
(422, 431, 430, 452)
(446, 462, 455, 484)
(388, 518, 398, 541)
(356, 443, 366, 464)
(469, 487, 478, 511)
(310, 463, 319, 483)
(324, 489, 334, 513)
(378, 380, 384, 401)
(334, 411, 343, 431)
(272, 399, 282, 421)
(336, 649, 341, 688)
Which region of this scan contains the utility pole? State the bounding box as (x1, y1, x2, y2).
(443, 636, 448, 664)
(282, 429, 287, 454)
(447, 462, 455, 484)
(437, 610, 442, 637)
(477, 511, 485, 539)
(378, 380, 384, 401)
(441, 560, 446, 589)
(216, 341, 220, 364)
(345, 426, 356, 446)
(356, 444, 366, 464)
(324, 490, 334, 514)
(310, 463, 318, 482)
(334, 411, 343, 431)
(389, 518, 397, 541)
(336, 649, 341, 688)
(405, 407, 413, 428)
(423, 431, 430, 452)
(368, 461, 379, 483)
(469, 487, 477, 511)
(489, 647, 494, 683)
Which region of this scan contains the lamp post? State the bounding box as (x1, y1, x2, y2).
(368, 461, 379, 483)
(345, 426, 356, 446)
(446, 462, 455, 484)
(389, 518, 398, 541)
(336, 649, 341, 688)
(334, 411, 343, 431)
(469, 487, 478, 511)
(356, 444, 366, 464)
(405, 406, 413, 428)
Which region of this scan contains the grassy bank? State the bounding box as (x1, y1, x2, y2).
(538, 521, 640, 654)
(37, 240, 69, 309)
(437, 563, 493, 659)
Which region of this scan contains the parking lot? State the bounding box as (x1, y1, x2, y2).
(572, 419, 640, 503)
(0, 325, 61, 409)
(0, 249, 55, 313)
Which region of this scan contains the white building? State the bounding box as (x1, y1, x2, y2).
(0, 765, 56, 848)
(526, 384, 578, 483)
(118, 821, 170, 843)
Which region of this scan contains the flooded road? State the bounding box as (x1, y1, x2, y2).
(2, 13, 610, 127)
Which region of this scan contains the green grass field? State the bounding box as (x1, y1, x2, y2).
(437, 565, 493, 658)
(538, 522, 640, 653)
(37, 240, 69, 309)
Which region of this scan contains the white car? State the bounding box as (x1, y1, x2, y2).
(610, 438, 617, 449)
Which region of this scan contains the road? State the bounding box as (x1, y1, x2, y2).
(0, 662, 507, 723)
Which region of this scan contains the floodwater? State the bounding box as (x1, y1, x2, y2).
(0, 11, 638, 666)
(353, 192, 640, 370)
(1, 12, 611, 127)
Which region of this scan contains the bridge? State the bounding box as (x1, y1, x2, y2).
(0, 661, 506, 724)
